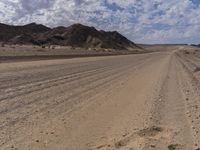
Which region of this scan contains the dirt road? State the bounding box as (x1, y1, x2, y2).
(0, 46, 200, 150)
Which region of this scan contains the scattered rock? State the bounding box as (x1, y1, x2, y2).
(184, 51, 190, 55)
(122, 133, 128, 137)
(150, 144, 156, 148)
(97, 144, 107, 149)
(193, 67, 200, 73)
(115, 141, 126, 148)
(137, 126, 163, 137)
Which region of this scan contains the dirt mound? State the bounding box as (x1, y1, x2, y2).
(0, 23, 139, 50)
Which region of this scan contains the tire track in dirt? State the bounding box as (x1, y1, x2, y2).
(2, 50, 197, 150)
(99, 52, 196, 150)
(0, 54, 158, 148)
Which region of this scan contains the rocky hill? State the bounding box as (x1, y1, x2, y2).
(0, 23, 138, 50)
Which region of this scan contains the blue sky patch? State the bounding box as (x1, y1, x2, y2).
(0, 0, 199, 44)
(105, 1, 124, 11)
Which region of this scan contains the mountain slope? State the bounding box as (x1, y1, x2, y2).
(0, 23, 51, 42)
(0, 23, 138, 50)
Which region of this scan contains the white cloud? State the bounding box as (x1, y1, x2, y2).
(0, 0, 199, 44)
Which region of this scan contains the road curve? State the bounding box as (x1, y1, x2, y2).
(0, 48, 200, 150)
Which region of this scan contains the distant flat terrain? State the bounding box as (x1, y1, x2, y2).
(0, 45, 200, 150)
(0, 45, 144, 62)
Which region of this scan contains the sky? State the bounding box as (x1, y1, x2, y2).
(0, 0, 199, 44)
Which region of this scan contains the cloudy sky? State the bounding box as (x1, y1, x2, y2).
(0, 0, 199, 44)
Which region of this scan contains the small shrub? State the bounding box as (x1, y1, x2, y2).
(1, 43, 5, 47)
(184, 51, 190, 54)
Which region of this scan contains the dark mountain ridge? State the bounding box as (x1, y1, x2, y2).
(0, 23, 51, 41)
(0, 23, 138, 50)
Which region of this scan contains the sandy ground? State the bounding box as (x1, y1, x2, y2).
(0, 45, 144, 63)
(0, 45, 200, 150)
